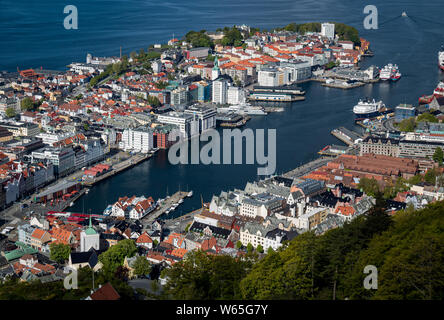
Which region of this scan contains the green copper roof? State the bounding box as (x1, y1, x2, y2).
(85, 216, 97, 235)
(4, 246, 38, 261)
(212, 56, 219, 70)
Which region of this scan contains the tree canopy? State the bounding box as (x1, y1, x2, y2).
(99, 239, 137, 273)
(20, 97, 35, 111)
(49, 243, 71, 264)
(133, 256, 152, 277)
(161, 250, 252, 300)
(433, 147, 443, 166)
(221, 27, 244, 47)
(184, 31, 214, 48)
(5, 107, 16, 118)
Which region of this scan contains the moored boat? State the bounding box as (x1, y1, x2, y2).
(433, 81, 444, 97)
(418, 94, 434, 105)
(439, 46, 444, 71)
(353, 98, 386, 120)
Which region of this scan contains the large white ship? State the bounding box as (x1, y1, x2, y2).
(439, 46, 444, 71)
(379, 64, 392, 81)
(218, 103, 268, 115)
(379, 63, 401, 81)
(353, 98, 386, 120)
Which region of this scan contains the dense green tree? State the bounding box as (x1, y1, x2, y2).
(425, 168, 437, 184)
(221, 27, 243, 46)
(240, 233, 316, 299)
(358, 177, 380, 197)
(133, 256, 152, 277)
(236, 241, 243, 249)
(409, 174, 424, 185)
(398, 117, 416, 132)
(20, 97, 34, 111)
(417, 113, 438, 123)
(433, 147, 443, 166)
(138, 48, 146, 59)
(5, 107, 16, 118)
(49, 243, 71, 264)
(99, 239, 137, 273)
(162, 250, 251, 299)
(334, 22, 360, 45)
(184, 30, 214, 48)
(343, 201, 444, 299)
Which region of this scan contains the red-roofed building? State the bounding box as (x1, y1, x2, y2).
(87, 283, 120, 300)
(136, 231, 153, 249)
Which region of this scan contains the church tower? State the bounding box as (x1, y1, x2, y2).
(211, 56, 220, 81)
(80, 216, 100, 252)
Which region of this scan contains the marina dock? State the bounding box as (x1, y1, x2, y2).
(318, 144, 349, 157)
(143, 191, 189, 223)
(331, 127, 364, 146)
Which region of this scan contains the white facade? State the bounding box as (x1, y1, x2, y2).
(227, 86, 247, 105)
(212, 79, 228, 104)
(240, 200, 267, 219)
(157, 111, 199, 140)
(240, 226, 285, 251)
(258, 69, 279, 87)
(80, 230, 100, 252)
(36, 132, 72, 145)
(120, 128, 154, 153)
(321, 23, 335, 40)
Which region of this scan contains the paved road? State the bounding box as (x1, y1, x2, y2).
(382, 118, 399, 132)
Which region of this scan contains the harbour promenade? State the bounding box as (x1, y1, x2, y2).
(82, 153, 152, 187)
(283, 158, 331, 179)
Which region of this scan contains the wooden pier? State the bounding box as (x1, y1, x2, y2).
(331, 127, 363, 146)
(143, 191, 189, 223)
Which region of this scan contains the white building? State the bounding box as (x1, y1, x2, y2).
(80, 218, 100, 252)
(36, 132, 72, 145)
(31, 147, 75, 177)
(258, 68, 280, 87)
(280, 60, 312, 81)
(152, 60, 163, 74)
(240, 221, 289, 251)
(171, 86, 189, 106)
(109, 195, 156, 220)
(212, 79, 229, 104)
(157, 111, 199, 140)
(120, 127, 154, 154)
(321, 23, 335, 40)
(183, 106, 216, 133)
(227, 86, 247, 105)
(239, 194, 283, 219)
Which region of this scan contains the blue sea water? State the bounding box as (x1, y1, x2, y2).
(1, 0, 444, 216)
